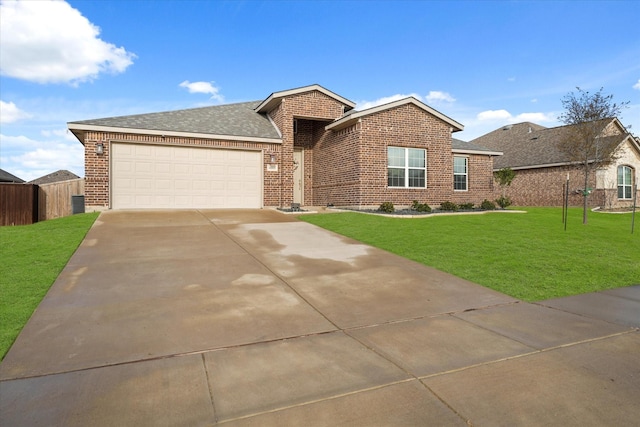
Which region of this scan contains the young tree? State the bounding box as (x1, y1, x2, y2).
(557, 87, 629, 224)
(494, 167, 516, 208)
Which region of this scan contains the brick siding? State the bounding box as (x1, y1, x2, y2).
(311, 103, 496, 208)
(493, 164, 639, 208)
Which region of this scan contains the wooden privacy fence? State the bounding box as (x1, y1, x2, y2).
(0, 178, 85, 226)
(0, 184, 39, 226)
(38, 178, 85, 221)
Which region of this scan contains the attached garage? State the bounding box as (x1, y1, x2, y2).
(111, 143, 262, 209)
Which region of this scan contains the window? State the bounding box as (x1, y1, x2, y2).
(387, 147, 426, 188)
(618, 165, 633, 199)
(453, 156, 468, 191)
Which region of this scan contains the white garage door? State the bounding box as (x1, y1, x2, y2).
(111, 143, 262, 209)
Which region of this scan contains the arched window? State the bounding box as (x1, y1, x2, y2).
(617, 165, 633, 199)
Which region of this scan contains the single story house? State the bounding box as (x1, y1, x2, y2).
(68, 84, 501, 211)
(471, 118, 639, 208)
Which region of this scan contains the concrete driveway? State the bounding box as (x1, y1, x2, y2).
(1, 209, 639, 426)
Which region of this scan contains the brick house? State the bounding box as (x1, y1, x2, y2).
(471, 118, 639, 208)
(68, 84, 501, 211)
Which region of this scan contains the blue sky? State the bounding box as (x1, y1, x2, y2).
(1, 0, 639, 181)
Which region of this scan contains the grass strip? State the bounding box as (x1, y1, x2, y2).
(0, 212, 99, 359)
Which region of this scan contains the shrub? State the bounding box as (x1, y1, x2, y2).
(379, 201, 395, 213)
(459, 202, 474, 210)
(411, 200, 432, 213)
(495, 196, 512, 208)
(480, 199, 496, 210)
(440, 201, 459, 211)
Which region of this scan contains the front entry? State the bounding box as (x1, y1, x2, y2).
(293, 149, 304, 205)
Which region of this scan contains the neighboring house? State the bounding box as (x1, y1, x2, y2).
(0, 169, 25, 183)
(471, 118, 640, 208)
(68, 84, 501, 211)
(28, 170, 80, 185)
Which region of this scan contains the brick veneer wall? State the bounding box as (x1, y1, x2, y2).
(267, 90, 347, 207)
(311, 103, 497, 208)
(312, 121, 362, 206)
(357, 104, 454, 208)
(492, 164, 639, 208)
(492, 165, 591, 207)
(451, 154, 496, 205)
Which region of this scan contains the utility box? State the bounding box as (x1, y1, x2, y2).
(71, 195, 85, 214)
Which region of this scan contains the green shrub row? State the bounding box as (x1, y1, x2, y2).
(378, 199, 502, 213)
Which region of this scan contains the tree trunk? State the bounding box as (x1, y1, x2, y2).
(583, 166, 589, 224)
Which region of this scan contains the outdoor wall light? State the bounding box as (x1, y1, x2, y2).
(269, 153, 277, 163)
(95, 143, 104, 155)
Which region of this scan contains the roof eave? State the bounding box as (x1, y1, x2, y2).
(453, 148, 503, 156)
(494, 160, 589, 171)
(67, 123, 283, 144)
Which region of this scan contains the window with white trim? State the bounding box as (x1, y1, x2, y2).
(618, 165, 633, 199)
(453, 156, 468, 191)
(387, 147, 426, 188)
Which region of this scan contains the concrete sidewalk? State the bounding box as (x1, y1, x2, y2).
(1, 209, 638, 426)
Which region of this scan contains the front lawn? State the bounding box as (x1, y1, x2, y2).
(300, 208, 639, 302)
(0, 212, 99, 359)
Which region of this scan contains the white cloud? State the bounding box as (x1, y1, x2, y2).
(507, 77, 516, 82)
(0, 0, 135, 85)
(0, 100, 32, 123)
(477, 109, 512, 121)
(41, 128, 78, 142)
(0, 134, 42, 151)
(477, 109, 555, 124)
(633, 79, 640, 90)
(356, 93, 422, 111)
(0, 133, 83, 181)
(179, 80, 224, 102)
(426, 91, 456, 104)
(515, 112, 555, 123)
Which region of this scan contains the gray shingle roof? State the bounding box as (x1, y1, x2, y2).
(0, 169, 25, 183)
(28, 170, 80, 185)
(451, 138, 501, 154)
(470, 120, 628, 169)
(68, 101, 281, 139)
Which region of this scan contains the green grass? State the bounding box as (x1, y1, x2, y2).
(0, 212, 99, 359)
(300, 208, 639, 302)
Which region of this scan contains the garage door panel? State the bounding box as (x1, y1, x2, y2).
(155, 162, 172, 173)
(156, 179, 172, 190)
(134, 145, 153, 156)
(195, 180, 213, 190)
(112, 143, 262, 209)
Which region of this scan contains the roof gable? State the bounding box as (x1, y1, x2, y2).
(326, 97, 464, 132)
(255, 84, 356, 113)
